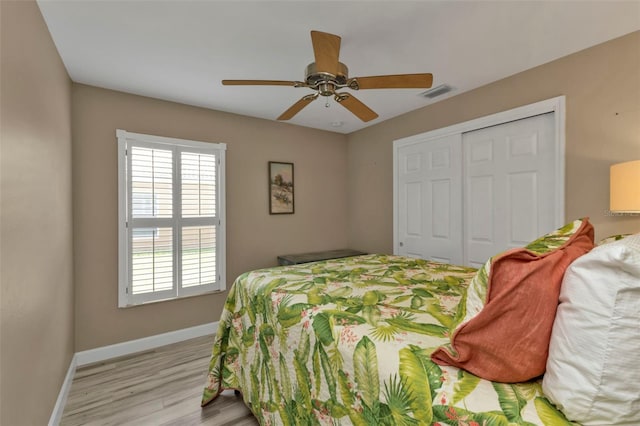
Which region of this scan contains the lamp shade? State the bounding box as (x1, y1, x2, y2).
(610, 160, 640, 213)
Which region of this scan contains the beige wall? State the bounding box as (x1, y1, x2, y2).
(347, 31, 640, 254)
(1, 4, 637, 419)
(72, 85, 348, 350)
(0, 1, 74, 425)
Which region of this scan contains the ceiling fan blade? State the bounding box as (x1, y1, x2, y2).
(222, 79, 300, 86)
(334, 93, 378, 122)
(351, 73, 433, 90)
(277, 94, 318, 120)
(311, 30, 341, 76)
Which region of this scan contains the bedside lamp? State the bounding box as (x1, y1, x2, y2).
(610, 160, 640, 213)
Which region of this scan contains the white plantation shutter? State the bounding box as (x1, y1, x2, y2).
(180, 152, 218, 292)
(131, 146, 173, 218)
(129, 146, 174, 299)
(181, 226, 216, 288)
(181, 152, 216, 217)
(117, 130, 226, 307)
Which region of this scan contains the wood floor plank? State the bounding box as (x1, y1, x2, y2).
(60, 335, 259, 426)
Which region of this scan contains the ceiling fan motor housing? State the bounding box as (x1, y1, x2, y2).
(305, 62, 349, 96)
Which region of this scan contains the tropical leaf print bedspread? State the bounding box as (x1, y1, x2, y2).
(202, 254, 575, 425)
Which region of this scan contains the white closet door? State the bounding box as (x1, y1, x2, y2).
(463, 113, 556, 268)
(396, 134, 463, 264)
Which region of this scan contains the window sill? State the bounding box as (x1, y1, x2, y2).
(118, 288, 227, 309)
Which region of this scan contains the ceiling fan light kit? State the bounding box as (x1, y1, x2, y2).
(222, 30, 433, 122)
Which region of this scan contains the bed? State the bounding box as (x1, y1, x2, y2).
(201, 219, 640, 425)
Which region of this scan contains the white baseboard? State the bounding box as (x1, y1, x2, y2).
(48, 354, 77, 426)
(75, 321, 218, 366)
(49, 321, 218, 425)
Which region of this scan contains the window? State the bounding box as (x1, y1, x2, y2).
(117, 129, 226, 307)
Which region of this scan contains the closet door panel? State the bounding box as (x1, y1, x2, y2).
(396, 134, 463, 264)
(400, 180, 424, 258)
(508, 171, 538, 244)
(466, 175, 495, 268)
(463, 113, 556, 266)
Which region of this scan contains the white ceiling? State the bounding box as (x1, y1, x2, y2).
(37, 1, 640, 134)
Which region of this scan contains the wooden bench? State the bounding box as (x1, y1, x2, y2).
(277, 249, 366, 266)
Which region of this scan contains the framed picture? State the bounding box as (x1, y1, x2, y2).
(269, 161, 294, 214)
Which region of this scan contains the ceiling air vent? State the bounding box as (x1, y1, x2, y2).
(420, 84, 453, 99)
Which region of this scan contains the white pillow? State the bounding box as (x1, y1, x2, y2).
(543, 233, 640, 425)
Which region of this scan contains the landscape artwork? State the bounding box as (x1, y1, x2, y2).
(269, 161, 294, 214)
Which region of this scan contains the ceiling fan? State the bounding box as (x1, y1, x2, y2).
(222, 30, 433, 122)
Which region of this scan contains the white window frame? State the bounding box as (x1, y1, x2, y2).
(117, 129, 226, 307)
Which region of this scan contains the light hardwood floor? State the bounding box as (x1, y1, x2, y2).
(61, 335, 260, 426)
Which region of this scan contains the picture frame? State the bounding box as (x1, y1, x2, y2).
(269, 161, 294, 214)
